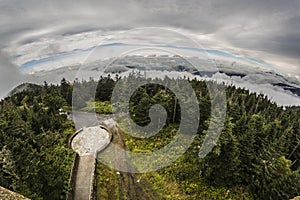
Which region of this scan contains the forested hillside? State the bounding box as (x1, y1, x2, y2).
(0, 75, 299, 199)
(0, 80, 74, 199)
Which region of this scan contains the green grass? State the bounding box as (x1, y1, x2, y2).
(141, 169, 251, 200)
(81, 101, 112, 114)
(122, 124, 252, 200)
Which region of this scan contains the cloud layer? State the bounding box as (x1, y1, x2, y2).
(1, 0, 300, 98)
(1, 0, 300, 75)
(0, 52, 27, 99)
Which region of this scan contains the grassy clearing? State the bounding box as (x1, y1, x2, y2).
(81, 101, 112, 114)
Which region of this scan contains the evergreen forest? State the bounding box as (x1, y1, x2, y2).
(0, 74, 299, 199)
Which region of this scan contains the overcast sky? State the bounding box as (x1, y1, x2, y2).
(1, 0, 300, 97)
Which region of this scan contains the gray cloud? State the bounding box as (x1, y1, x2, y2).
(0, 0, 300, 75)
(0, 52, 26, 99)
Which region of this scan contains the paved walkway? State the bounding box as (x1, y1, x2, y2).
(70, 125, 112, 200)
(72, 155, 95, 200)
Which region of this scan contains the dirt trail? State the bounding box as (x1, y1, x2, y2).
(95, 119, 161, 200)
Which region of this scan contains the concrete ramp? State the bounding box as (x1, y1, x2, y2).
(69, 125, 112, 200)
(73, 155, 95, 200)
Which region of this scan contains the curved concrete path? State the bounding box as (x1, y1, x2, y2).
(70, 125, 112, 200)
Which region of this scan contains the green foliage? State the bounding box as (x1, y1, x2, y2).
(0, 80, 75, 199)
(200, 118, 241, 187)
(1, 75, 300, 199)
(96, 75, 116, 102)
(112, 75, 300, 200)
(81, 101, 112, 114)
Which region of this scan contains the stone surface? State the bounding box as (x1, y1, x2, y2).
(0, 186, 29, 200)
(71, 126, 111, 156)
(291, 197, 300, 200)
(73, 155, 95, 200)
(70, 125, 112, 200)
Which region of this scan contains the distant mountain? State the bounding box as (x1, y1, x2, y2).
(19, 54, 300, 106)
(8, 83, 41, 97)
(101, 55, 300, 98)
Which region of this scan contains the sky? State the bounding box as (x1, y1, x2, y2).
(0, 0, 300, 97)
